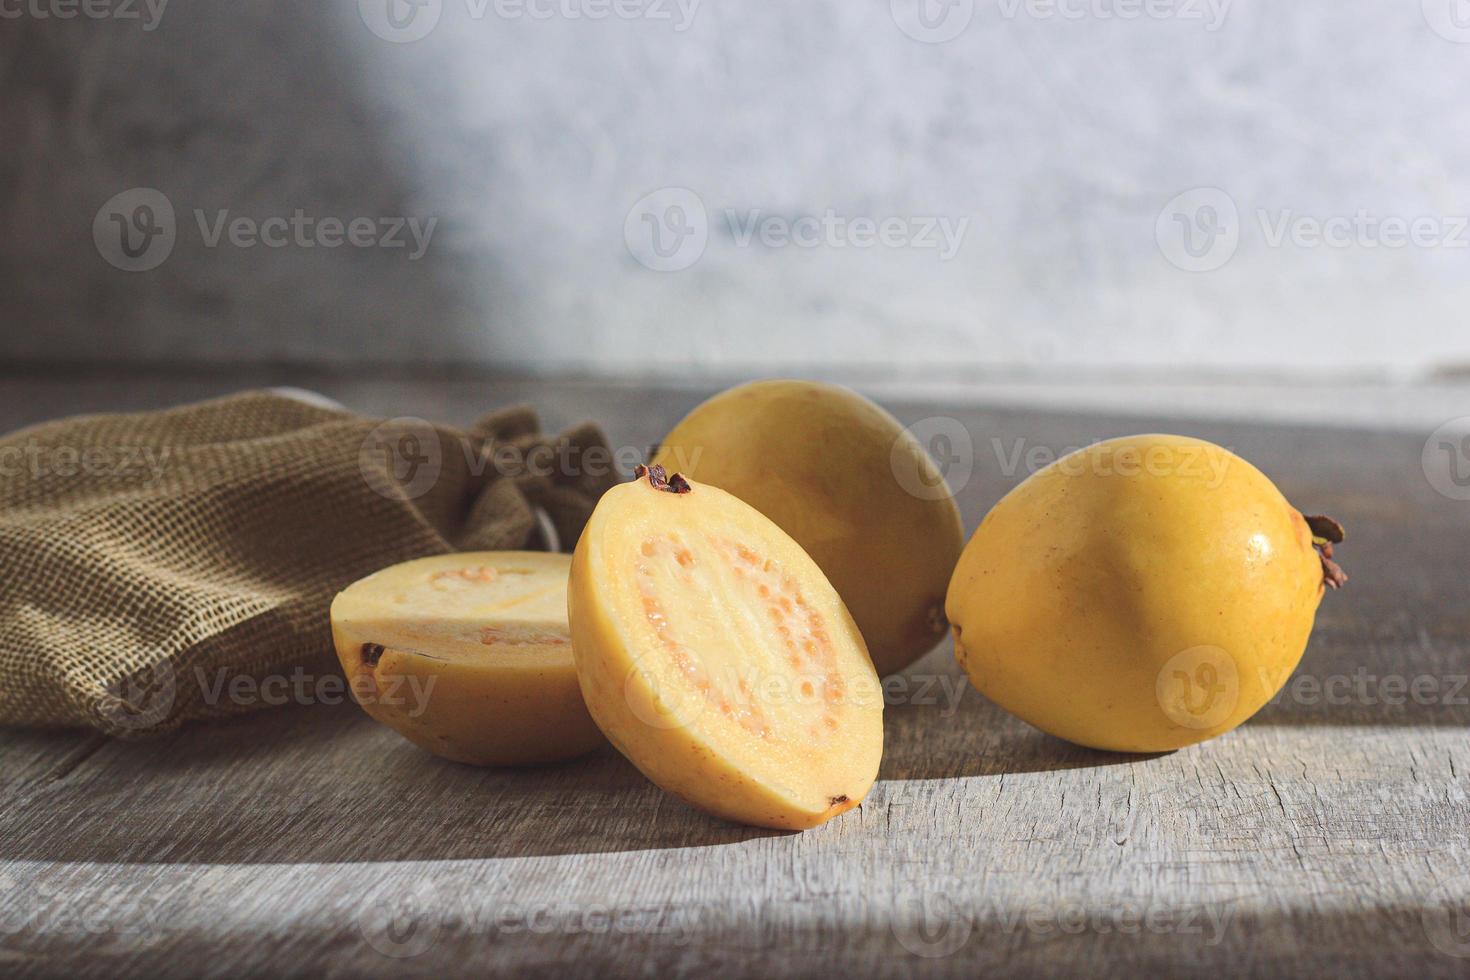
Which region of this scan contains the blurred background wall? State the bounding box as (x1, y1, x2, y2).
(3, 0, 1469, 381)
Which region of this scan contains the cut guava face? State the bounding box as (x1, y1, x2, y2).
(330, 551, 603, 766)
(569, 466, 883, 830)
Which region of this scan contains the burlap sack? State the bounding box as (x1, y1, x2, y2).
(0, 390, 616, 738)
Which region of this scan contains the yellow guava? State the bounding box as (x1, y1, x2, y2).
(946, 435, 1345, 753)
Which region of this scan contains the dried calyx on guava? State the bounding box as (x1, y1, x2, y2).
(1304, 514, 1348, 590)
(634, 463, 691, 494)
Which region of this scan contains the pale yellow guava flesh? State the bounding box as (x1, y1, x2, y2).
(330, 551, 603, 766)
(569, 472, 883, 830)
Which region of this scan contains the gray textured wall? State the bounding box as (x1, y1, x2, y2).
(3, 1, 1469, 377)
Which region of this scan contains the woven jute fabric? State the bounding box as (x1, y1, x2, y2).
(0, 390, 616, 738)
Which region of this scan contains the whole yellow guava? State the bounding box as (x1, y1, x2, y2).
(946, 434, 1345, 752)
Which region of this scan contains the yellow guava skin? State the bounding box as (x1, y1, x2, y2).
(946, 434, 1333, 753)
(652, 380, 965, 677)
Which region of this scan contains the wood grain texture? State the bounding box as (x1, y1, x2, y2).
(1, 375, 1467, 978)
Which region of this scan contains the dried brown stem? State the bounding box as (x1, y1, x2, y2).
(1305, 515, 1346, 544)
(635, 463, 692, 494)
(1305, 514, 1348, 590)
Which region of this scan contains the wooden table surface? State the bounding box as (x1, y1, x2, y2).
(1, 374, 1467, 978)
